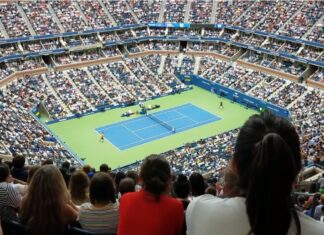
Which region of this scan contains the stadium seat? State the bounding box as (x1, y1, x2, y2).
(3, 220, 27, 235)
(67, 226, 117, 235)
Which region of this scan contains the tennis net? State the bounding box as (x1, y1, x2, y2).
(147, 114, 176, 132)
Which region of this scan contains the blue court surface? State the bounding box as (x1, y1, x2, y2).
(95, 103, 221, 150)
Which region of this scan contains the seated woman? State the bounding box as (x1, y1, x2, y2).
(186, 111, 324, 235)
(118, 154, 184, 235)
(78, 172, 118, 233)
(0, 164, 21, 222)
(69, 170, 90, 206)
(20, 165, 78, 235)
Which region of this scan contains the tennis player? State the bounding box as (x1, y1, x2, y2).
(219, 101, 224, 109)
(100, 133, 104, 143)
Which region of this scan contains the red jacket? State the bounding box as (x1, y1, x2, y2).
(118, 190, 184, 235)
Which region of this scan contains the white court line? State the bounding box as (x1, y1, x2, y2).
(177, 117, 221, 132)
(96, 115, 151, 132)
(96, 103, 192, 132)
(98, 103, 222, 150)
(119, 116, 220, 150)
(92, 129, 121, 152)
(121, 123, 144, 140)
(133, 116, 187, 133)
(173, 109, 198, 124)
(119, 129, 173, 149)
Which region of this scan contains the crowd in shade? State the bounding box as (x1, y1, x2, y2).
(278, 1, 323, 40)
(0, 1, 322, 45)
(164, 0, 187, 23)
(78, 0, 113, 29)
(217, 1, 252, 25)
(0, 3, 31, 38)
(103, 0, 137, 26)
(21, 1, 61, 35)
(0, 76, 80, 166)
(0, 59, 44, 81)
(255, 1, 303, 33)
(49, 1, 87, 32)
(189, 0, 212, 24)
(129, 0, 161, 23)
(236, 1, 277, 29)
(1, 112, 324, 235)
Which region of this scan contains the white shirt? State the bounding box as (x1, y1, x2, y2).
(186, 195, 324, 235)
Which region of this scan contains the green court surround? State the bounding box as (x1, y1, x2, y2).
(47, 86, 257, 169)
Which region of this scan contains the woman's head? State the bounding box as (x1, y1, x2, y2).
(189, 172, 205, 197)
(173, 174, 190, 199)
(90, 172, 116, 205)
(233, 111, 301, 235)
(140, 154, 171, 197)
(69, 170, 90, 205)
(0, 164, 10, 182)
(115, 171, 126, 193)
(20, 165, 70, 235)
(27, 165, 41, 184)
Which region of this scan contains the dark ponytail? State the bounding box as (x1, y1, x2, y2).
(140, 154, 171, 201)
(234, 111, 301, 235)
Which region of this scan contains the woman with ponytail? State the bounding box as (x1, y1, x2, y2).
(118, 154, 184, 235)
(186, 111, 324, 235)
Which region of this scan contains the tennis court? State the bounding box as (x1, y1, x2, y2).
(95, 103, 221, 150)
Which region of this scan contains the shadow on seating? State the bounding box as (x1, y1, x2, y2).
(68, 226, 116, 235)
(2, 221, 116, 235)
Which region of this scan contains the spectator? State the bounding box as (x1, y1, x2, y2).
(83, 165, 94, 178)
(26, 165, 41, 184)
(20, 165, 78, 235)
(42, 159, 53, 165)
(318, 173, 324, 190)
(205, 186, 216, 196)
(173, 174, 191, 210)
(118, 154, 184, 235)
(189, 172, 205, 197)
(173, 173, 191, 235)
(0, 164, 21, 222)
(61, 161, 71, 172)
(78, 172, 118, 233)
(314, 194, 324, 220)
(60, 167, 71, 187)
(308, 193, 321, 218)
(126, 170, 141, 191)
(186, 111, 324, 235)
(296, 195, 306, 212)
(222, 165, 240, 197)
(115, 171, 126, 194)
(119, 177, 135, 196)
(69, 171, 90, 206)
(320, 206, 324, 222)
(99, 163, 110, 173)
(10, 155, 28, 182)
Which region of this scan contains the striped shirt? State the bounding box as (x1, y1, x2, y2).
(78, 202, 119, 233)
(0, 182, 21, 208)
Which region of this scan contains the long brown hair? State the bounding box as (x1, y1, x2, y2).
(20, 165, 71, 235)
(234, 111, 301, 235)
(69, 170, 90, 205)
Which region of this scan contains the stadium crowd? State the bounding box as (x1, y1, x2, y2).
(0, 1, 323, 235)
(0, 1, 322, 46)
(1, 112, 324, 235)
